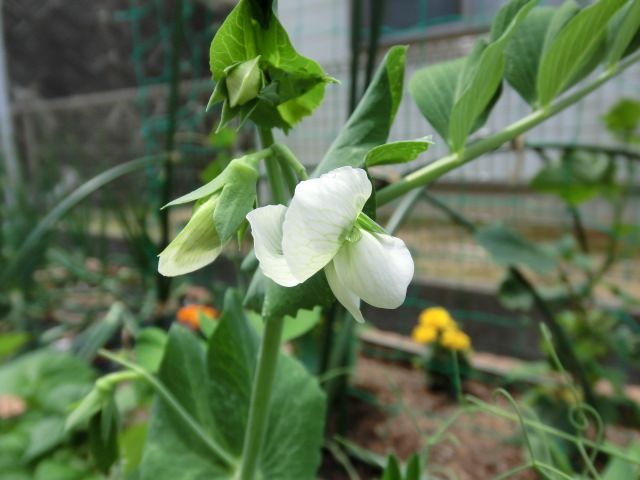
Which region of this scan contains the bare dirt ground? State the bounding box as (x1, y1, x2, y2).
(320, 355, 640, 480)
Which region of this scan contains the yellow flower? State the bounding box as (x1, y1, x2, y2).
(419, 307, 455, 330)
(411, 325, 437, 344)
(440, 329, 471, 351)
(177, 304, 218, 330)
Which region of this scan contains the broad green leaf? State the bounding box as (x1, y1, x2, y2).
(119, 422, 148, 475)
(503, 7, 555, 105)
(22, 416, 65, 461)
(213, 164, 258, 241)
(607, 0, 640, 67)
(498, 272, 534, 311)
(88, 398, 119, 473)
(530, 151, 616, 205)
(71, 302, 124, 362)
(314, 46, 407, 175)
(261, 271, 334, 321)
(247, 306, 322, 342)
(381, 455, 402, 480)
(138, 290, 326, 480)
(603, 97, 640, 142)
(0, 350, 95, 414)
(209, 0, 330, 129)
(411, 0, 534, 150)
(601, 442, 640, 479)
(365, 137, 432, 167)
(543, 0, 579, 50)
(404, 454, 422, 480)
(410, 57, 465, 144)
(135, 328, 168, 373)
(449, 0, 536, 151)
(537, 0, 627, 106)
(0, 332, 29, 361)
(475, 224, 556, 274)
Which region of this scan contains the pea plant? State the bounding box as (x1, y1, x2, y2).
(67, 0, 640, 478)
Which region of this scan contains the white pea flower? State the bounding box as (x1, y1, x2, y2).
(246, 166, 414, 322)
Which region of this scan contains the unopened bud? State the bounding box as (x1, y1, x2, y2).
(226, 56, 262, 108)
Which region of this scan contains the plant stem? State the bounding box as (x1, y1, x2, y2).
(259, 128, 288, 204)
(157, 0, 184, 304)
(376, 51, 640, 206)
(237, 127, 288, 479)
(237, 315, 285, 480)
(98, 349, 236, 468)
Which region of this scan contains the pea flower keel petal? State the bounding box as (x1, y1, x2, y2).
(246, 205, 300, 287)
(333, 230, 414, 309)
(324, 260, 365, 323)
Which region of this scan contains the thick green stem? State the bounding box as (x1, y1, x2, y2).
(237, 315, 285, 480)
(376, 52, 640, 206)
(259, 129, 288, 204)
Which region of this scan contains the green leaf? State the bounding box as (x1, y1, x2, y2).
(119, 422, 148, 475)
(537, 0, 627, 106)
(381, 455, 402, 480)
(411, 0, 534, 150)
(22, 416, 65, 462)
(71, 302, 124, 362)
(365, 137, 432, 167)
(247, 306, 322, 343)
(410, 57, 465, 145)
(0, 332, 29, 361)
(498, 272, 534, 311)
(449, 0, 536, 151)
(209, 0, 330, 130)
(138, 290, 326, 479)
(0, 350, 95, 414)
(603, 97, 640, 142)
(530, 150, 616, 205)
(135, 328, 168, 373)
(88, 397, 119, 473)
(601, 442, 640, 479)
(607, 0, 640, 67)
(404, 454, 422, 480)
(475, 224, 556, 274)
(314, 46, 407, 175)
(503, 7, 555, 106)
(261, 271, 334, 321)
(213, 164, 259, 241)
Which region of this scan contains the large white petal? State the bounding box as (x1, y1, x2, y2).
(333, 229, 414, 309)
(158, 195, 223, 277)
(282, 166, 371, 282)
(324, 260, 364, 323)
(246, 205, 299, 287)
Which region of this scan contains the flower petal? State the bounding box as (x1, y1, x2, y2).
(282, 166, 371, 282)
(333, 229, 414, 309)
(324, 260, 364, 323)
(246, 205, 299, 287)
(158, 195, 223, 277)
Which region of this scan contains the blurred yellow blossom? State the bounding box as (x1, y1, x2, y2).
(441, 329, 471, 351)
(419, 307, 455, 330)
(412, 325, 437, 344)
(177, 304, 218, 330)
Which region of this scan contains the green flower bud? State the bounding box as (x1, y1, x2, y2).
(225, 56, 262, 108)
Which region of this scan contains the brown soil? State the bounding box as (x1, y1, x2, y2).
(321, 355, 640, 480)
